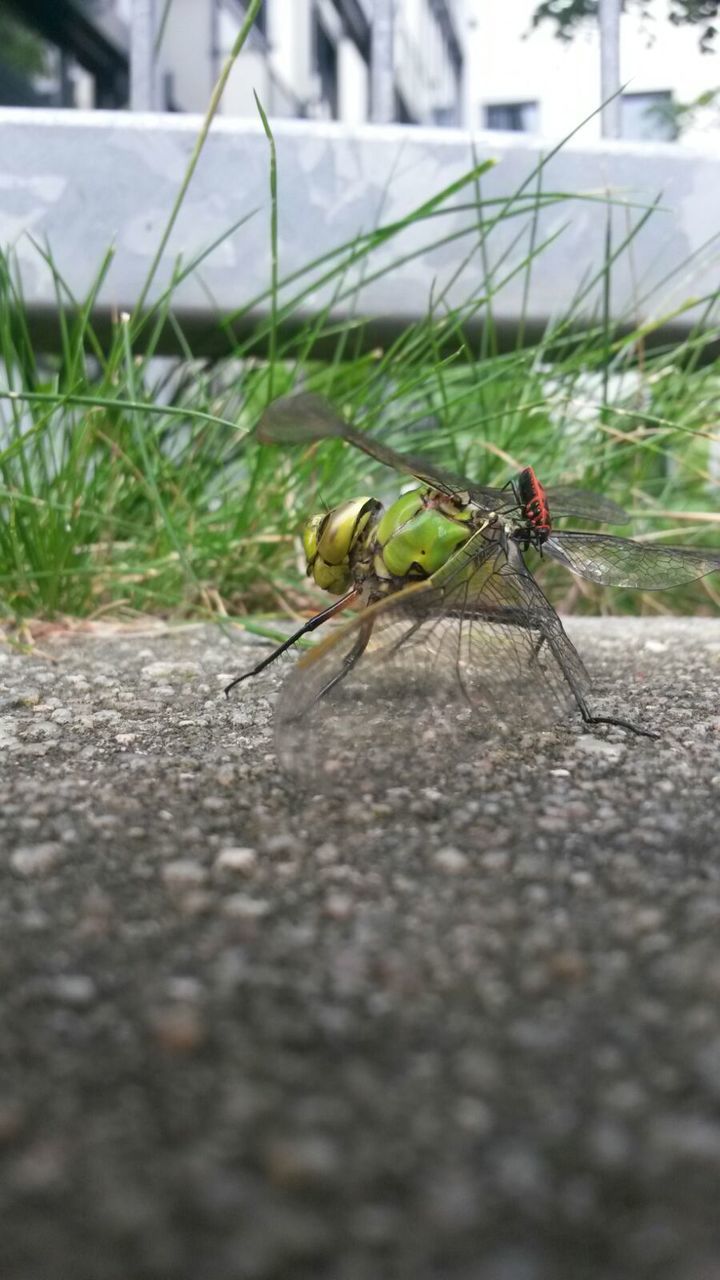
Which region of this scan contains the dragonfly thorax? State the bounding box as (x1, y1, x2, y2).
(373, 487, 475, 582)
(303, 486, 484, 598)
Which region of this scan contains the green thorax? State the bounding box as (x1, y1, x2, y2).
(374, 487, 473, 579)
(302, 486, 477, 597)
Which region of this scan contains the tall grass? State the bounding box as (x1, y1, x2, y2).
(2, 66, 720, 624)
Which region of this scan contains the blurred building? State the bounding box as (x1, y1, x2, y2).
(1, 0, 468, 127)
(0, 2, 127, 108)
(468, 0, 720, 146)
(5, 0, 720, 146)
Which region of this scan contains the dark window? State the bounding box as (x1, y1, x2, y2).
(0, 11, 56, 106)
(163, 70, 179, 112)
(0, 59, 46, 106)
(484, 101, 539, 133)
(621, 91, 676, 141)
(0, 6, 126, 108)
(313, 13, 338, 118)
(395, 90, 415, 124)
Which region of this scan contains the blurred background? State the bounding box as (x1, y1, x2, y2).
(3, 0, 720, 624)
(3, 0, 720, 145)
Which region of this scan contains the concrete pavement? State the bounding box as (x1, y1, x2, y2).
(1, 617, 720, 1280)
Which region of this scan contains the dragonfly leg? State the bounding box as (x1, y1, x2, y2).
(576, 695, 659, 740)
(455, 661, 473, 707)
(311, 618, 374, 705)
(539, 634, 658, 738)
(530, 634, 546, 664)
(224, 589, 359, 696)
(491, 607, 654, 737)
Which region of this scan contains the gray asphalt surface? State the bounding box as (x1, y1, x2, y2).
(1, 616, 720, 1280)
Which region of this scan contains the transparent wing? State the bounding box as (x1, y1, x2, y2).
(546, 531, 720, 589)
(257, 393, 349, 445)
(258, 392, 506, 511)
(259, 395, 630, 529)
(273, 526, 591, 788)
(544, 488, 629, 525)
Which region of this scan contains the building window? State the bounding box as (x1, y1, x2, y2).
(621, 92, 677, 142)
(313, 13, 338, 118)
(432, 104, 459, 127)
(484, 101, 540, 133)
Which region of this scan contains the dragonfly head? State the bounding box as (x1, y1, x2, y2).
(303, 497, 382, 594)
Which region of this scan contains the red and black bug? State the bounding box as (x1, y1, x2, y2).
(509, 466, 552, 552)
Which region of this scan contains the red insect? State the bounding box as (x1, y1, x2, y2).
(511, 466, 552, 551)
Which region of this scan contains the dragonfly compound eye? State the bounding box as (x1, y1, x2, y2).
(303, 497, 380, 594)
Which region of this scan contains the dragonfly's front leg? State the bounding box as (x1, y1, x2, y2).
(224, 588, 359, 696)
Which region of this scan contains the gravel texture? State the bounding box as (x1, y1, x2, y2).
(1, 616, 720, 1280)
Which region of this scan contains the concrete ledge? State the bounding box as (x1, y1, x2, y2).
(3, 107, 720, 353)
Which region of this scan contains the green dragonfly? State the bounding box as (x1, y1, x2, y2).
(225, 392, 720, 762)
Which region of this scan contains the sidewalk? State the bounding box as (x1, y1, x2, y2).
(1, 617, 719, 1280)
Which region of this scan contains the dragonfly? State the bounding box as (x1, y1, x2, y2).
(225, 392, 720, 757)
(249, 393, 720, 591)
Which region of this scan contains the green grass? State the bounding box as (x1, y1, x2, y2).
(2, 36, 720, 628)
